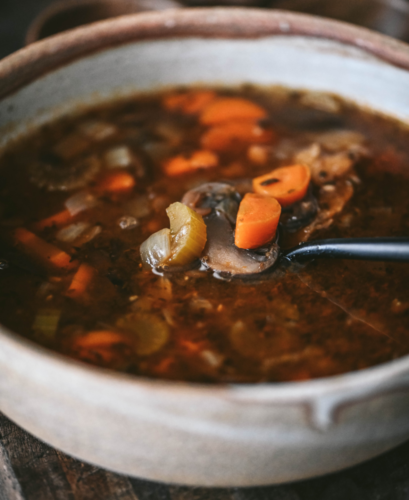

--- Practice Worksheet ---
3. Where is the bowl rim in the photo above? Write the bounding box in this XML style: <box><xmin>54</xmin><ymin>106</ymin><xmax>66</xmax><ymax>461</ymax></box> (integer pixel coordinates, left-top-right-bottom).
<box><xmin>1</xmin><ymin>7</ymin><xmax>409</xmax><ymax>403</ymax></box>
<box><xmin>2</xmin><ymin>7</ymin><xmax>409</xmax><ymax>100</ymax></box>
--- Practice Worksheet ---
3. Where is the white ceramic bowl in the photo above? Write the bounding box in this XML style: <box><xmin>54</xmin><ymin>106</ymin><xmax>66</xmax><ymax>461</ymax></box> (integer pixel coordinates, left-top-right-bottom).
<box><xmin>1</xmin><ymin>8</ymin><xmax>409</xmax><ymax>487</ymax></box>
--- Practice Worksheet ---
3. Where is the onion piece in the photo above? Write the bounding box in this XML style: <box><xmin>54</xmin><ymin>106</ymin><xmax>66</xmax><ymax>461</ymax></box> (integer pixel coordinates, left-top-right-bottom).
<box><xmin>201</xmin><ymin>350</ymin><xmax>224</xmax><ymax>368</ymax></box>
<box><xmin>74</xmin><ymin>225</ymin><xmax>102</xmax><ymax>246</ymax></box>
<box><xmin>56</xmin><ymin>222</ymin><xmax>90</xmax><ymax>243</ymax></box>
<box><xmin>78</xmin><ymin>120</ymin><xmax>117</xmax><ymax>141</ymax></box>
<box><xmin>140</xmin><ymin>228</ymin><xmax>171</xmax><ymax>268</ymax></box>
<box><xmin>117</xmin><ymin>216</ymin><xmax>139</xmax><ymax>230</ymax></box>
<box><xmin>104</xmin><ymin>145</ymin><xmax>133</xmax><ymax>168</ymax></box>
<box><xmin>65</xmin><ymin>191</ymin><xmax>97</xmax><ymax>216</ymax></box>
<box><xmin>190</xmin><ymin>298</ymin><xmax>213</xmax><ymax>311</ymax></box>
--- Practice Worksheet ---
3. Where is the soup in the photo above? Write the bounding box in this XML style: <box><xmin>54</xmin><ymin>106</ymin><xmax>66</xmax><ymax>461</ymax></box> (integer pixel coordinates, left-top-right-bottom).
<box><xmin>0</xmin><ymin>86</ymin><xmax>408</xmax><ymax>383</ymax></box>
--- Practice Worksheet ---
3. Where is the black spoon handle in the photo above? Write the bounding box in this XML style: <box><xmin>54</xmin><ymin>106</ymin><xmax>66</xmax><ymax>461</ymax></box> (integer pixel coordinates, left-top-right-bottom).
<box><xmin>283</xmin><ymin>237</ymin><xmax>409</xmax><ymax>263</ymax></box>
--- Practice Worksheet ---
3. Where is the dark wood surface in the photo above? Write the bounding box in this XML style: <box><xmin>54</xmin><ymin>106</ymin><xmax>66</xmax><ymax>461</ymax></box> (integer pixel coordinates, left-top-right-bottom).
<box><xmin>2</xmin><ymin>1</ymin><xmax>409</xmax><ymax>499</ymax></box>
<box><xmin>2</xmin><ymin>410</ymin><xmax>409</xmax><ymax>500</ymax></box>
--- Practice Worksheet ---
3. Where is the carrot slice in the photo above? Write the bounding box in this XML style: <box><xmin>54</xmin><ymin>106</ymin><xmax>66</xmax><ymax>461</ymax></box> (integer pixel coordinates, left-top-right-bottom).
<box><xmin>74</xmin><ymin>330</ymin><xmax>130</xmax><ymax>349</ymax></box>
<box><xmin>235</xmin><ymin>193</ymin><xmax>281</xmax><ymax>250</ymax></box>
<box><xmin>66</xmin><ymin>263</ymin><xmax>95</xmax><ymax>299</ymax></box>
<box><xmin>201</xmin><ymin>120</ymin><xmax>274</xmax><ymax>152</ymax></box>
<box><xmin>14</xmin><ymin>228</ymin><xmax>77</xmax><ymax>271</ymax></box>
<box><xmin>200</xmin><ymin>98</ymin><xmax>267</xmax><ymax>125</ymax></box>
<box><xmin>97</xmin><ymin>171</ymin><xmax>136</xmax><ymax>193</ymax></box>
<box><xmin>163</xmin><ymin>150</ymin><xmax>218</xmax><ymax>176</ymax></box>
<box><xmin>72</xmin><ymin>330</ymin><xmax>132</xmax><ymax>365</ymax></box>
<box><xmin>35</xmin><ymin>209</ymin><xmax>73</xmax><ymax>230</ymax></box>
<box><xmin>163</xmin><ymin>90</ymin><xmax>216</xmax><ymax>114</ymax></box>
<box><xmin>253</xmin><ymin>164</ymin><xmax>311</xmax><ymax>207</ymax></box>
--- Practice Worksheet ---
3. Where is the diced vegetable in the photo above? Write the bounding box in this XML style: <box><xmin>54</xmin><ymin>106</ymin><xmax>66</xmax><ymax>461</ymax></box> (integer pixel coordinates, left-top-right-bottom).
<box><xmin>36</xmin><ymin>209</ymin><xmax>73</xmax><ymax>230</ymax></box>
<box><xmin>74</xmin><ymin>330</ymin><xmax>130</xmax><ymax>348</ymax></box>
<box><xmin>65</xmin><ymin>191</ymin><xmax>97</xmax><ymax>216</ymax></box>
<box><xmin>72</xmin><ymin>330</ymin><xmax>132</xmax><ymax>366</ymax></box>
<box><xmin>230</xmin><ymin>318</ymin><xmax>297</xmax><ymax>359</ymax></box>
<box><xmin>97</xmin><ymin>171</ymin><xmax>136</xmax><ymax>193</ymax></box>
<box><xmin>14</xmin><ymin>228</ymin><xmax>77</xmax><ymax>271</ymax></box>
<box><xmin>166</xmin><ymin>202</ymin><xmax>207</xmax><ymax>266</ymax></box>
<box><xmin>104</xmin><ymin>145</ymin><xmax>133</xmax><ymax>168</ymax></box>
<box><xmin>253</xmin><ymin>164</ymin><xmax>311</xmax><ymax>207</ymax></box>
<box><xmin>116</xmin><ymin>312</ymin><xmax>170</xmax><ymax>355</ymax></box>
<box><xmin>234</xmin><ymin>193</ymin><xmax>281</xmax><ymax>250</ymax></box>
<box><xmin>140</xmin><ymin>228</ymin><xmax>172</xmax><ymax>268</ymax></box>
<box><xmin>32</xmin><ymin>308</ymin><xmax>61</xmax><ymax>339</ymax></box>
<box><xmin>201</xmin><ymin>120</ymin><xmax>274</xmax><ymax>151</ymax></box>
<box><xmin>163</xmin><ymin>90</ymin><xmax>216</xmax><ymax>114</ymax></box>
<box><xmin>74</xmin><ymin>225</ymin><xmax>102</xmax><ymax>246</ymax></box>
<box><xmin>201</xmin><ymin>349</ymin><xmax>224</xmax><ymax>368</ymax></box>
<box><xmin>163</xmin><ymin>150</ymin><xmax>218</xmax><ymax>176</ymax></box>
<box><xmin>200</xmin><ymin>97</ymin><xmax>267</xmax><ymax>125</ymax></box>
<box><xmin>117</xmin><ymin>216</ymin><xmax>138</xmax><ymax>230</ymax></box>
<box><xmin>56</xmin><ymin>222</ymin><xmax>90</xmax><ymax>243</ymax></box>
<box><xmin>190</xmin><ymin>297</ymin><xmax>213</xmax><ymax>311</ymax></box>
<box><xmin>247</xmin><ymin>144</ymin><xmax>271</xmax><ymax>165</ymax></box>
<box><xmin>66</xmin><ymin>263</ymin><xmax>95</xmax><ymax>299</ymax></box>
<box><xmin>78</xmin><ymin>120</ymin><xmax>117</xmax><ymax>141</ymax></box>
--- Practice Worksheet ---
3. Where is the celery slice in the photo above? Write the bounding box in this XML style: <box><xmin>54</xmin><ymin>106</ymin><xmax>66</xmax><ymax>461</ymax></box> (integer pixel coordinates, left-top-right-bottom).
<box><xmin>117</xmin><ymin>313</ymin><xmax>169</xmax><ymax>355</ymax></box>
<box><xmin>33</xmin><ymin>309</ymin><xmax>61</xmax><ymax>339</ymax></box>
<box><xmin>165</xmin><ymin>202</ymin><xmax>207</xmax><ymax>266</ymax></box>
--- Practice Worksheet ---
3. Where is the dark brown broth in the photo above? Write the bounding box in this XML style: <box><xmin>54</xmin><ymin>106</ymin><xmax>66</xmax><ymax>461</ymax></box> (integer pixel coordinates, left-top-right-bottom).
<box><xmin>0</xmin><ymin>86</ymin><xmax>409</xmax><ymax>383</ymax></box>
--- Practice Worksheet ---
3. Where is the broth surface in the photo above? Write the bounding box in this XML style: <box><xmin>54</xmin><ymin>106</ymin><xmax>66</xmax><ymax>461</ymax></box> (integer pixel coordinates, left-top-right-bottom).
<box><xmin>0</xmin><ymin>86</ymin><xmax>409</xmax><ymax>383</ymax></box>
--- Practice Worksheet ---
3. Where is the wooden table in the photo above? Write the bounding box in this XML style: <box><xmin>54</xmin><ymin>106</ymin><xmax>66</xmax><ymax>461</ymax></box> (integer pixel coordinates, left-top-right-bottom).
<box><xmin>1</xmin><ymin>410</ymin><xmax>409</xmax><ymax>500</ymax></box>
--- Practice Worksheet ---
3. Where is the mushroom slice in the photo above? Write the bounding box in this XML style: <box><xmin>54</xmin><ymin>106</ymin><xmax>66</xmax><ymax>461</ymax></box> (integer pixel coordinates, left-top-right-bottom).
<box><xmin>182</xmin><ymin>182</ymin><xmax>279</xmax><ymax>277</ymax></box>
<box><xmin>280</xmin><ymin>187</ymin><xmax>318</xmax><ymax>233</ymax></box>
<box><xmin>201</xmin><ymin>211</ymin><xmax>279</xmax><ymax>277</ymax></box>
<box><xmin>29</xmin><ymin>155</ymin><xmax>100</xmax><ymax>191</ymax></box>
<box><xmin>181</xmin><ymin>182</ymin><xmax>240</xmax><ymax>221</ymax></box>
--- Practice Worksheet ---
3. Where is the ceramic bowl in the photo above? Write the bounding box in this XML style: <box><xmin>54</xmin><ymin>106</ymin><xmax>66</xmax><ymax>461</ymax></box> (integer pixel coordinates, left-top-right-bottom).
<box><xmin>1</xmin><ymin>8</ymin><xmax>409</xmax><ymax>487</ymax></box>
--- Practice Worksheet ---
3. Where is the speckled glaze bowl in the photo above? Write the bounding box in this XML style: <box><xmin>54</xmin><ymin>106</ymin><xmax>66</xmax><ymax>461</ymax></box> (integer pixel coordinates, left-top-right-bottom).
<box><xmin>1</xmin><ymin>8</ymin><xmax>409</xmax><ymax>487</ymax></box>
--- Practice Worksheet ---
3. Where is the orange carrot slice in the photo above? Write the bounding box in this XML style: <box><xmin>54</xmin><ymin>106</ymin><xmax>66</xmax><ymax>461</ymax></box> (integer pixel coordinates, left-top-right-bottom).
<box><xmin>163</xmin><ymin>90</ymin><xmax>216</xmax><ymax>114</ymax></box>
<box><xmin>201</xmin><ymin>120</ymin><xmax>274</xmax><ymax>152</ymax></box>
<box><xmin>97</xmin><ymin>171</ymin><xmax>136</xmax><ymax>193</ymax></box>
<box><xmin>72</xmin><ymin>330</ymin><xmax>132</xmax><ymax>365</ymax></box>
<box><xmin>235</xmin><ymin>193</ymin><xmax>281</xmax><ymax>250</ymax></box>
<box><xmin>74</xmin><ymin>330</ymin><xmax>130</xmax><ymax>349</ymax></box>
<box><xmin>66</xmin><ymin>263</ymin><xmax>95</xmax><ymax>299</ymax></box>
<box><xmin>163</xmin><ymin>150</ymin><xmax>218</xmax><ymax>176</ymax></box>
<box><xmin>35</xmin><ymin>209</ymin><xmax>73</xmax><ymax>230</ymax></box>
<box><xmin>253</xmin><ymin>164</ymin><xmax>311</xmax><ymax>207</ymax></box>
<box><xmin>200</xmin><ymin>97</ymin><xmax>267</xmax><ymax>125</ymax></box>
<box><xmin>14</xmin><ymin>228</ymin><xmax>77</xmax><ymax>271</ymax></box>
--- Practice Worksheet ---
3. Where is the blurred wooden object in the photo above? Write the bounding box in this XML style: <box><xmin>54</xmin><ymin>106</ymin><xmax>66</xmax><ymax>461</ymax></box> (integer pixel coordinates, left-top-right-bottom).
<box><xmin>266</xmin><ymin>0</ymin><xmax>409</xmax><ymax>41</ymax></box>
<box><xmin>26</xmin><ymin>0</ymin><xmax>182</xmax><ymax>44</ymax></box>
<box><xmin>182</xmin><ymin>0</ymin><xmax>409</xmax><ymax>42</ymax></box>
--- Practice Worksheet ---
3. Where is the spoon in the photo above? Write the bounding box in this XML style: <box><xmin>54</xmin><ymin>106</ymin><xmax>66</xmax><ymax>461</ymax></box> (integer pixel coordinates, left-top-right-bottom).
<box><xmin>281</xmin><ymin>237</ymin><xmax>409</xmax><ymax>264</ymax></box>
